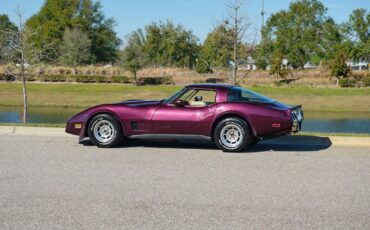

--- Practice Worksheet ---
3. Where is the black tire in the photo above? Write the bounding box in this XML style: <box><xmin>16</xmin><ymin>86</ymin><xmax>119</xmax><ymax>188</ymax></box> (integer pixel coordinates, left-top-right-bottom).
<box><xmin>87</xmin><ymin>114</ymin><xmax>123</xmax><ymax>148</ymax></box>
<box><xmin>213</xmin><ymin>117</ymin><xmax>253</xmax><ymax>152</ymax></box>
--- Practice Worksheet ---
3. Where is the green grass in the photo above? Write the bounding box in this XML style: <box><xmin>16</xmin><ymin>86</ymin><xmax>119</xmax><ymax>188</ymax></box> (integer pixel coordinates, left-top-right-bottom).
<box><xmin>0</xmin><ymin>83</ymin><xmax>370</xmax><ymax>112</ymax></box>
<box><xmin>252</xmin><ymin>86</ymin><xmax>370</xmax><ymax>112</ymax></box>
<box><xmin>0</xmin><ymin>83</ymin><xmax>182</xmax><ymax>108</ymax></box>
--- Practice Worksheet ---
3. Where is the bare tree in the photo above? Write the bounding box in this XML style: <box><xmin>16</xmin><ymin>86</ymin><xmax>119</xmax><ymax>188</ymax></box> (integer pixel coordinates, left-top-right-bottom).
<box><xmin>224</xmin><ymin>0</ymin><xmax>254</xmax><ymax>85</ymax></box>
<box><xmin>1</xmin><ymin>6</ymin><xmax>51</xmax><ymax>123</ymax></box>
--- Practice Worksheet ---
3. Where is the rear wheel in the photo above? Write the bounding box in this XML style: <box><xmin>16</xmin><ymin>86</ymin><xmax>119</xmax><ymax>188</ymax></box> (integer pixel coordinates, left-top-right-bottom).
<box><xmin>88</xmin><ymin>114</ymin><xmax>123</xmax><ymax>148</ymax></box>
<box><xmin>214</xmin><ymin>117</ymin><xmax>252</xmax><ymax>152</ymax></box>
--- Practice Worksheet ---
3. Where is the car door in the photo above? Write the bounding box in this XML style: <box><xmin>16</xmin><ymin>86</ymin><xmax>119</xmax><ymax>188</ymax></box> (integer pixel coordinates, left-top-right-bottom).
<box><xmin>151</xmin><ymin>89</ymin><xmax>217</xmax><ymax>135</ymax></box>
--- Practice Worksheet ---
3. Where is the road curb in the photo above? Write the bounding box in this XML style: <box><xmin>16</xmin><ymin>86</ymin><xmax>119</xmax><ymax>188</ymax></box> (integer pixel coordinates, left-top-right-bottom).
<box><xmin>0</xmin><ymin>126</ymin><xmax>69</xmax><ymax>137</ymax></box>
<box><xmin>0</xmin><ymin>126</ymin><xmax>369</xmax><ymax>147</ymax></box>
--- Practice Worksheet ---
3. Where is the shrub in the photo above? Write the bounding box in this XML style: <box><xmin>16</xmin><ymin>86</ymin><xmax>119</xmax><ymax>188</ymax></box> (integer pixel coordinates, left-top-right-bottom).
<box><xmin>75</xmin><ymin>75</ymin><xmax>94</xmax><ymax>83</ymax></box>
<box><xmin>52</xmin><ymin>75</ymin><xmax>67</xmax><ymax>82</ymax></box>
<box><xmin>205</xmin><ymin>78</ymin><xmax>225</xmax><ymax>83</ymax></box>
<box><xmin>339</xmin><ymin>78</ymin><xmax>356</xmax><ymax>87</ymax></box>
<box><xmin>329</xmin><ymin>52</ymin><xmax>351</xmax><ymax>80</ymax></box>
<box><xmin>28</xmin><ymin>75</ymin><xmax>39</xmax><ymax>82</ymax></box>
<box><xmin>138</xmin><ymin>76</ymin><xmax>173</xmax><ymax>85</ymax></box>
<box><xmin>111</xmin><ymin>76</ymin><xmax>130</xmax><ymax>83</ymax></box>
<box><xmin>338</xmin><ymin>76</ymin><xmax>370</xmax><ymax>88</ymax></box>
<box><xmin>196</xmin><ymin>61</ymin><xmax>212</xmax><ymax>74</ymax></box>
<box><xmin>95</xmin><ymin>76</ymin><xmax>108</xmax><ymax>83</ymax></box>
<box><xmin>0</xmin><ymin>73</ymin><xmax>6</xmax><ymax>81</ymax></box>
<box><xmin>41</xmin><ymin>75</ymin><xmax>67</xmax><ymax>82</ymax></box>
<box><xmin>364</xmin><ymin>77</ymin><xmax>370</xmax><ymax>87</ymax></box>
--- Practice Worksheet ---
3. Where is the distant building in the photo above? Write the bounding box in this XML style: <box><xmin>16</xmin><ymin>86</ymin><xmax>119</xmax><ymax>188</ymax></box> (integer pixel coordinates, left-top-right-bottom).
<box><xmin>238</xmin><ymin>57</ymin><xmax>257</xmax><ymax>70</ymax></box>
<box><xmin>347</xmin><ymin>60</ymin><xmax>369</xmax><ymax>70</ymax></box>
<box><xmin>304</xmin><ymin>62</ymin><xmax>318</xmax><ymax>69</ymax></box>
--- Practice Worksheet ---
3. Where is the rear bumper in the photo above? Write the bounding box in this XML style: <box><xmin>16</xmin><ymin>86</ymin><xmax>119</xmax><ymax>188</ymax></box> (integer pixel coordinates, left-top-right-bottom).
<box><xmin>292</xmin><ymin>121</ymin><xmax>302</xmax><ymax>133</ymax></box>
<box><xmin>290</xmin><ymin>106</ymin><xmax>303</xmax><ymax>133</ymax></box>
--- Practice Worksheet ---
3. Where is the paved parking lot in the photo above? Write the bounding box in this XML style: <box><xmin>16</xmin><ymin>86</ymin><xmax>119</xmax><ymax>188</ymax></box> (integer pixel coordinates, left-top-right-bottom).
<box><xmin>0</xmin><ymin>135</ymin><xmax>369</xmax><ymax>229</ymax></box>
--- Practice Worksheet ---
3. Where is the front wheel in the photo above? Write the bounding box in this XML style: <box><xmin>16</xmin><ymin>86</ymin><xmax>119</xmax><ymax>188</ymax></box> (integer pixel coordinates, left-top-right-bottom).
<box><xmin>214</xmin><ymin>117</ymin><xmax>252</xmax><ymax>152</ymax></box>
<box><xmin>88</xmin><ymin>114</ymin><xmax>123</xmax><ymax>148</ymax></box>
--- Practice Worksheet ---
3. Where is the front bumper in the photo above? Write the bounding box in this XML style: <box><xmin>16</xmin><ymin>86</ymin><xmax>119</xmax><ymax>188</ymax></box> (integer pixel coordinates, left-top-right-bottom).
<box><xmin>65</xmin><ymin>121</ymin><xmax>85</xmax><ymax>135</ymax></box>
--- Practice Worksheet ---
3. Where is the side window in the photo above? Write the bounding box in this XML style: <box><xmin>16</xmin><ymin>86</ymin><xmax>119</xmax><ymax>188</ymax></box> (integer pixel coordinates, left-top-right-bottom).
<box><xmin>179</xmin><ymin>89</ymin><xmax>197</xmax><ymax>101</ymax></box>
<box><xmin>188</xmin><ymin>90</ymin><xmax>216</xmax><ymax>107</ymax></box>
<box><xmin>227</xmin><ymin>87</ymin><xmax>274</xmax><ymax>103</ymax></box>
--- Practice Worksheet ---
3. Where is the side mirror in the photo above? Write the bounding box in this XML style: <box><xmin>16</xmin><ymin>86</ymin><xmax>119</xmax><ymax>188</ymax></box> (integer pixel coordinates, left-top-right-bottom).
<box><xmin>174</xmin><ymin>99</ymin><xmax>185</xmax><ymax>107</ymax></box>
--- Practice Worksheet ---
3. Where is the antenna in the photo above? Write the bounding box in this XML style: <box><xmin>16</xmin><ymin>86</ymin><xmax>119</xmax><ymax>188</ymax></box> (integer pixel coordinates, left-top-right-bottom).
<box><xmin>260</xmin><ymin>0</ymin><xmax>265</xmax><ymax>29</ymax></box>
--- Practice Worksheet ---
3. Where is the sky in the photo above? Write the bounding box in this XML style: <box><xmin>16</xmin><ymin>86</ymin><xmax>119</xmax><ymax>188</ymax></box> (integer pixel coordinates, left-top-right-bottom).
<box><xmin>1</xmin><ymin>0</ymin><xmax>369</xmax><ymax>42</ymax></box>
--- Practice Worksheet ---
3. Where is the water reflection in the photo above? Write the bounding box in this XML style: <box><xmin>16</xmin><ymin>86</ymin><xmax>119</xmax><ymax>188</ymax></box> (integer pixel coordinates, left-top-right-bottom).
<box><xmin>0</xmin><ymin>106</ymin><xmax>369</xmax><ymax>134</ymax></box>
<box><xmin>0</xmin><ymin>106</ymin><xmax>82</xmax><ymax>124</ymax></box>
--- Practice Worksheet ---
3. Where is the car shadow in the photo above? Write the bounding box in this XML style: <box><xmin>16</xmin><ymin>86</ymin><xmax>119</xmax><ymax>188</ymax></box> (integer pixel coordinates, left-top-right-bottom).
<box><xmin>245</xmin><ymin>135</ymin><xmax>332</xmax><ymax>153</ymax></box>
<box><xmin>80</xmin><ymin>135</ymin><xmax>332</xmax><ymax>152</ymax></box>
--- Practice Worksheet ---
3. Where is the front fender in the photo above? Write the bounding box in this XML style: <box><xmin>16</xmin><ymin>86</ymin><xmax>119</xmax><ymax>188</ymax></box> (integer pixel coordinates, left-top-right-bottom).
<box><xmin>66</xmin><ymin>105</ymin><xmax>127</xmax><ymax>138</ymax></box>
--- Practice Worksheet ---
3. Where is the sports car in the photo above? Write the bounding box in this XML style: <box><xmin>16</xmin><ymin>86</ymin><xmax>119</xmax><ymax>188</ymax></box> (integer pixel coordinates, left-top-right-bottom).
<box><xmin>66</xmin><ymin>84</ymin><xmax>303</xmax><ymax>152</ymax></box>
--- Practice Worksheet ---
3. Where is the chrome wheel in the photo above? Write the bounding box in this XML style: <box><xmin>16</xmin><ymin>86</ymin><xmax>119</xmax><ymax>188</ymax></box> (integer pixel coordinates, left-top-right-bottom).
<box><xmin>93</xmin><ymin>120</ymin><xmax>115</xmax><ymax>143</ymax></box>
<box><xmin>220</xmin><ymin>124</ymin><xmax>243</xmax><ymax>148</ymax></box>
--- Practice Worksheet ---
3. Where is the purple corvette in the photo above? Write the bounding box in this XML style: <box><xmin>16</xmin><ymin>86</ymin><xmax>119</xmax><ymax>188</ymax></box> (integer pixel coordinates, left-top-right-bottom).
<box><xmin>66</xmin><ymin>84</ymin><xmax>303</xmax><ymax>152</ymax></box>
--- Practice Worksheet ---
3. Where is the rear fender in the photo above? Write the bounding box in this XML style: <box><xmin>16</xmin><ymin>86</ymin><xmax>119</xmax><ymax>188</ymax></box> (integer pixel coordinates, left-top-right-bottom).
<box><xmin>210</xmin><ymin>111</ymin><xmax>257</xmax><ymax>138</ymax></box>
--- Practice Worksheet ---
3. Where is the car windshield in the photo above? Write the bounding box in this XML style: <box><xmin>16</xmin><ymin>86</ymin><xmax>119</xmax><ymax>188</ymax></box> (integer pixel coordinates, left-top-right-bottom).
<box><xmin>227</xmin><ymin>87</ymin><xmax>275</xmax><ymax>103</ymax></box>
<box><xmin>163</xmin><ymin>88</ymin><xmax>186</xmax><ymax>104</ymax></box>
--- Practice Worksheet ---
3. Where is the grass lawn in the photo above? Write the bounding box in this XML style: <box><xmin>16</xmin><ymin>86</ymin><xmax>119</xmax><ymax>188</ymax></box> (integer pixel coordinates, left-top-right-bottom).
<box><xmin>0</xmin><ymin>83</ymin><xmax>369</xmax><ymax>112</ymax></box>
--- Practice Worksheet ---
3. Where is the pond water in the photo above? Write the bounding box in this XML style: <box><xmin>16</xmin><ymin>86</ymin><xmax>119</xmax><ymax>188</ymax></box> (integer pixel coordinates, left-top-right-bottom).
<box><xmin>0</xmin><ymin>106</ymin><xmax>369</xmax><ymax>134</ymax></box>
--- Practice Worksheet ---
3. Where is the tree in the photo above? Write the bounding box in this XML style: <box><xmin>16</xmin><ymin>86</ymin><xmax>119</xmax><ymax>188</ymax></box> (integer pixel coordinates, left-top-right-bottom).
<box><xmin>195</xmin><ymin>57</ymin><xmax>212</xmax><ymax>74</ymax></box>
<box><xmin>1</xmin><ymin>7</ymin><xmax>47</xmax><ymax>123</ymax></box>
<box><xmin>252</xmin><ymin>42</ymin><xmax>272</xmax><ymax>70</ymax></box>
<box><xmin>259</xmin><ymin>0</ymin><xmax>335</xmax><ymax>70</ymax></box>
<box><xmin>121</xmin><ymin>29</ymin><xmax>147</xmax><ymax>85</ymax></box>
<box><xmin>269</xmin><ymin>50</ymin><xmax>289</xmax><ymax>79</ymax></box>
<box><xmin>144</xmin><ymin>21</ymin><xmax>199</xmax><ymax>68</ymax></box>
<box><xmin>76</xmin><ymin>0</ymin><xmax>121</xmax><ymax>63</ymax></box>
<box><xmin>0</xmin><ymin>14</ymin><xmax>18</xmax><ymax>63</ymax></box>
<box><xmin>313</xmin><ymin>18</ymin><xmax>343</xmax><ymax>64</ymax></box>
<box><xmin>59</xmin><ymin>28</ymin><xmax>91</xmax><ymax>74</ymax></box>
<box><xmin>199</xmin><ymin>24</ymin><xmax>233</xmax><ymax>70</ymax></box>
<box><xmin>224</xmin><ymin>0</ymin><xmax>253</xmax><ymax>85</ymax></box>
<box><xmin>343</xmin><ymin>8</ymin><xmax>370</xmax><ymax>61</ymax></box>
<box><xmin>26</xmin><ymin>0</ymin><xmax>121</xmax><ymax>63</ymax></box>
<box><xmin>26</xmin><ymin>0</ymin><xmax>80</xmax><ymax>60</ymax></box>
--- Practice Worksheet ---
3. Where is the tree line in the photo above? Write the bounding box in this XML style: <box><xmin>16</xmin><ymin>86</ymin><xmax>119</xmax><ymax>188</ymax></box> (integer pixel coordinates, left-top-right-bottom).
<box><xmin>253</xmin><ymin>0</ymin><xmax>369</xmax><ymax>79</ymax></box>
<box><xmin>0</xmin><ymin>0</ymin><xmax>369</xmax><ymax>75</ymax></box>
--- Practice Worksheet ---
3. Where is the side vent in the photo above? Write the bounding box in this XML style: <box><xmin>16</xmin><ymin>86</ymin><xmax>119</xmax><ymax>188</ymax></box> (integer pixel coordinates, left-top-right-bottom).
<box><xmin>131</xmin><ymin>121</ymin><xmax>139</xmax><ymax>130</ymax></box>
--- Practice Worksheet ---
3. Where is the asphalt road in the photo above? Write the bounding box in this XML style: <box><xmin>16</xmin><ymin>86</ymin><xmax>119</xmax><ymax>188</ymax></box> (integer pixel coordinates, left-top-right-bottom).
<box><xmin>0</xmin><ymin>135</ymin><xmax>369</xmax><ymax>229</ymax></box>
